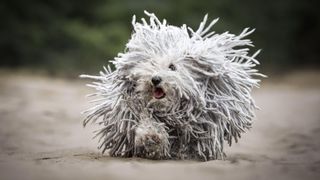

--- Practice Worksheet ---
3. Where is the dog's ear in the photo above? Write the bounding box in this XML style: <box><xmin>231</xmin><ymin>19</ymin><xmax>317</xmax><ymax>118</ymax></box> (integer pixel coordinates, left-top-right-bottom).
<box><xmin>204</xmin><ymin>59</ymin><xmax>262</xmax><ymax>146</ymax></box>
<box><xmin>80</xmin><ymin>66</ymin><xmax>137</xmax><ymax>157</ymax></box>
<box><xmin>184</xmin><ymin>53</ymin><xmax>263</xmax><ymax>146</ymax></box>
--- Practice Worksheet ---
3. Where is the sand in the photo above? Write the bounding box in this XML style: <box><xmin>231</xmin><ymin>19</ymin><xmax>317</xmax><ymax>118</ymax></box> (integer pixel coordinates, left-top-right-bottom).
<box><xmin>0</xmin><ymin>70</ymin><xmax>319</xmax><ymax>180</ymax></box>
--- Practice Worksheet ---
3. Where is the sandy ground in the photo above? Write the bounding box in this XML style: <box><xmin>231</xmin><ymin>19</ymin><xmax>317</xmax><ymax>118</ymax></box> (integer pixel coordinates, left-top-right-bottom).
<box><xmin>0</xmin><ymin>70</ymin><xmax>320</xmax><ymax>180</ymax></box>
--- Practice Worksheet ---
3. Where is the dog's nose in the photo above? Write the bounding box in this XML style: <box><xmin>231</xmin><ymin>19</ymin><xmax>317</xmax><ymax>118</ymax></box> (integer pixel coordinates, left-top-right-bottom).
<box><xmin>151</xmin><ymin>76</ymin><xmax>162</xmax><ymax>86</ymax></box>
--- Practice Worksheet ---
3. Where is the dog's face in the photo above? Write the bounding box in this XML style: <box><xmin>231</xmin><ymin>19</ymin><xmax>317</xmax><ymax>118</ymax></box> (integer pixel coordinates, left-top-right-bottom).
<box><xmin>127</xmin><ymin>56</ymin><xmax>201</xmax><ymax>113</ymax></box>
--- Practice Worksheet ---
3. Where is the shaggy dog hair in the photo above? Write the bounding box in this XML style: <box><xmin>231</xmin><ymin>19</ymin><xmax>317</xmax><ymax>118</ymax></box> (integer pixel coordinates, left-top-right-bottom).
<box><xmin>81</xmin><ymin>11</ymin><xmax>264</xmax><ymax>161</ymax></box>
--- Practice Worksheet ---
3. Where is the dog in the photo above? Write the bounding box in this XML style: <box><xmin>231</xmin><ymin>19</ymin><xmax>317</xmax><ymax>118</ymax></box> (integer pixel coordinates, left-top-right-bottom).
<box><xmin>81</xmin><ymin>11</ymin><xmax>264</xmax><ymax>161</ymax></box>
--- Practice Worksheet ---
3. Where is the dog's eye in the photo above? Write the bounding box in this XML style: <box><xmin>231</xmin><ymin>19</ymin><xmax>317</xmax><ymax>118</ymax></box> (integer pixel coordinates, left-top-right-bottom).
<box><xmin>168</xmin><ymin>64</ymin><xmax>176</xmax><ymax>71</ymax></box>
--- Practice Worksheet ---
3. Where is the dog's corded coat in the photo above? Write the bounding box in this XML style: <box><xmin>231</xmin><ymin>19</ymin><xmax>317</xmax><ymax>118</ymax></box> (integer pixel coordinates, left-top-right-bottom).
<box><xmin>81</xmin><ymin>11</ymin><xmax>265</xmax><ymax>161</ymax></box>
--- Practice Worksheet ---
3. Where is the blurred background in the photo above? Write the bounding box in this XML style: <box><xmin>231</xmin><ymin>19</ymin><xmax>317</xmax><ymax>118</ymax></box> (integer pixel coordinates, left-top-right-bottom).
<box><xmin>1</xmin><ymin>1</ymin><xmax>320</xmax><ymax>180</ymax></box>
<box><xmin>1</xmin><ymin>0</ymin><xmax>319</xmax><ymax>76</ymax></box>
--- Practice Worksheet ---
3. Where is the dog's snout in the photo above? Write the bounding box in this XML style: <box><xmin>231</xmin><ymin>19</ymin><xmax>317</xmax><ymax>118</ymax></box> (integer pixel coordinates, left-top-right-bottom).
<box><xmin>151</xmin><ymin>76</ymin><xmax>162</xmax><ymax>86</ymax></box>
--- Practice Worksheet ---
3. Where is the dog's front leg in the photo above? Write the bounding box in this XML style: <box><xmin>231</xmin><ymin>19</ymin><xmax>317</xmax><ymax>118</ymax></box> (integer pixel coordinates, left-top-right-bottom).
<box><xmin>134</xmin><ymin>118</ymin><xmax>170</xmax><ymax>159</ymax></box>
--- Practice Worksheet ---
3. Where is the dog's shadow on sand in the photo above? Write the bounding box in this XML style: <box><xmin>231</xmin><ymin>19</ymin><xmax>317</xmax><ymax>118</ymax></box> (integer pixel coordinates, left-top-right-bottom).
<box><xmin>34</xmin><ymin>150</ymin><xmax>271</xmax><ymax>165</ymax></box>
<box><xmin>33</xmin><ymin>149</ymin><xmax>320</xmax><ymax>174</ymax></box>
<box><xmin>34</xmin><ymin>128</ymin><xmax>320</xmax><ymax>166</ymax></box>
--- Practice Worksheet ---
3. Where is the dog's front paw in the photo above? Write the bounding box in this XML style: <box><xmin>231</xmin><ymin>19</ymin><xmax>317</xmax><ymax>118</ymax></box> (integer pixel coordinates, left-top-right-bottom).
<box><xmin>134</xmin><ymin>122</ymin><xmax>169</xmax><ymax>159</ymax></box>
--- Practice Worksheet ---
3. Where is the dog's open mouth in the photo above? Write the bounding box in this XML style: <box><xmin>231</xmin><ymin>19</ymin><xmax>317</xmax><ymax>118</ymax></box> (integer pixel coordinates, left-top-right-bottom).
<box><xmin>153</xmin><ymin>87</ymin><xmax>166</xmax><ymax>99</ymax></box>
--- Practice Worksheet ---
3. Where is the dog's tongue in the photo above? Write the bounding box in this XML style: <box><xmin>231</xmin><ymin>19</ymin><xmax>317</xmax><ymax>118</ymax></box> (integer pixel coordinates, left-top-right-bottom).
<box><xmin>154</xmin><ymin>88</ymin><xmax>165</xmax><ymax>99</ymax></box>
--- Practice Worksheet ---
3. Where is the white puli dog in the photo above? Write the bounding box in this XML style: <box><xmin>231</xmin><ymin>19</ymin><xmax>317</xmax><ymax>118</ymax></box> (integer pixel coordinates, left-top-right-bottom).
<box><xmin>81</xmin><ymin>11</ymin><xmax>264</xmax><ymax>161</ymax></box>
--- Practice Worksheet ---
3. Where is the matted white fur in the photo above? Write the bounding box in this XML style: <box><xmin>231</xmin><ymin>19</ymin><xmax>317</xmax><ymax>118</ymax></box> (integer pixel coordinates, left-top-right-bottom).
<box><xmin>81</xmin><ymin>11</ymin><xmax>265</xmax><ymax>161</ymax></box>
